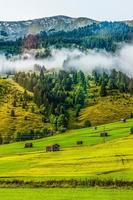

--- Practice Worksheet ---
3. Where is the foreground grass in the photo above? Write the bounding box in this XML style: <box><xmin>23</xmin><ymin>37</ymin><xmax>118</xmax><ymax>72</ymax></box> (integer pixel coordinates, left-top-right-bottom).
<box><xmin>0</xmin><ymin>188</ymin><xmax>133</xmax><ymax>200</ymax></box>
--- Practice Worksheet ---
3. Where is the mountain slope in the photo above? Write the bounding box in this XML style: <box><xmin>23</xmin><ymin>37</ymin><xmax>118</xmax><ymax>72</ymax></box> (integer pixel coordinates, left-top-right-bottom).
<box><xmin>0</xmin><ymin>15</ymin><xmax>133</xmax><ymax>43</ymax></box>
<box><xmin>0</xmin><ymin>78</ymin><xmax>51</xmax><ymax>143</ymax></box>
<box><xmin>0</xmin><ymin>16</ymin><xmax>97</xmax><ymax>41</ymax></box>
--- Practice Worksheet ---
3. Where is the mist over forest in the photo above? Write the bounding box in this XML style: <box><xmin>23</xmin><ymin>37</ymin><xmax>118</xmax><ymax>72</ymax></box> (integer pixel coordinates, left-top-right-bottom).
<box><xmin>0</xmin><ymin>43</ymin><xmax>133</xmax><ymax>77</ymax></box>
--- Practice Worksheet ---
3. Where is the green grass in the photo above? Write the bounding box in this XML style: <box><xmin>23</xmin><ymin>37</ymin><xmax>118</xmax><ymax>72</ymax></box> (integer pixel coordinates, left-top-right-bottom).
<box><xmin>0</xmin><ymin>119</ymin><xmax>133</xmax><ymax>181</ymax></box>
<box><xmin>0</xmin><ymin>118</ymin><xmax>132</xmax><ymax>156</ymax></box>
<box><xmin>0</xmin><ymin>188</ymin><xmax>133</xmax><ymax>200</ymax></box>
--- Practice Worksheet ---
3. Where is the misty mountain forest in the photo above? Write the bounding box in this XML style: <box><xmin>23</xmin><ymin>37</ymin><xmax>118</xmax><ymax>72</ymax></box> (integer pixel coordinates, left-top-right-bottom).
<box><xmin>1</xmin><ymin>21</ymin><xmax>133</xmax><ymax>55</ymax></box>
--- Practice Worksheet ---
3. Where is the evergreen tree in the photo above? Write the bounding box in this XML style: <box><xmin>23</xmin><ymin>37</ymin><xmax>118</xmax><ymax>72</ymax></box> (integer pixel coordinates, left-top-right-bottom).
<box><xmin>11</xmin><ymin>109</ymin><xmax>15</xmax><ymax>117</ymax></box>
<box><xmin>100</xmin><ymin>81</ymin><xmax>107</xmax><ymax>97</ymax></box>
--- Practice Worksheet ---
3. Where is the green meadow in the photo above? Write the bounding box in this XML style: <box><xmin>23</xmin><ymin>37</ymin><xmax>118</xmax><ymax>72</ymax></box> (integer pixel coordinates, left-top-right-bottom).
<box><xmin>0</xmin><ymin>119</ymin><xmax>133</xmax><ymax>181</ymax></box>
<box><xmin>1</xmin><ymin>188</ymin><xmax>133</xmax><ymax>200</ymax></box>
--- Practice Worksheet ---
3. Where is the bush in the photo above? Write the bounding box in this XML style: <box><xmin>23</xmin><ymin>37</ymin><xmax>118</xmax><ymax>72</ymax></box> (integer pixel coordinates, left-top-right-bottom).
<box><xmin>130</xmin><ymin>127</ymin><xmax>133</xmax><ymax>134</ymax></box>
<box><xmin>15</xmin><ymin>129</ymin><xmax>34</xmax><ymax>141</ymax></box>
<box><xmin>131</xmin><ymin>113</ymin><xmax>133</xmax><ymax>119</ymax></box>
<box><xmin>58</xmin><ymin>127</ymin><xmax>67</xmax><ymax>133</ymax></box>
<box><xmin>24</xmin><ymin>116</ymin><xmax>28</xmax><ymax>120</ymax></box>
<box><xmin>84</xmin><ymin>120</ymin><xmax>91</xmax><ymax>128</ymax></box>
<box><xmin>11</xmin><ymin>109</ymin><xmax>15</xmax><ymax>117</ymax></box>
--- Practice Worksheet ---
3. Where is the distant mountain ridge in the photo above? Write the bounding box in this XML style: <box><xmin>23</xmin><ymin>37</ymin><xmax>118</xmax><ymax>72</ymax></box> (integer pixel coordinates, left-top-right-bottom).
<box><xmin>0</xmin><ymin>15</ymin><xmax>98</xmax><ymax>41</ymax></box>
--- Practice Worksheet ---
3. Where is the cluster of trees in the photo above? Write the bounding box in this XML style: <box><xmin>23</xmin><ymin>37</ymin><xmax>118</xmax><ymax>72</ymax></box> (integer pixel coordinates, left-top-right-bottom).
<box><xmin>15</xmin><ymin>128</ymin><xmax>51</xmax><ymax>141</ymax></box>
<box><xmin>92</xmin><ymin>69</ymin><xmax>133</xmax><ymax>96</ymax></box>
<box><xmin>0</xmin><ymin>128</ymin><xmax>51</xmax><ymax>144</ymax></box>
<box><xmin>39</xmin><ymin>22</ymin><xmax>133</xmax><ymax>51</ymax></box>
<box><xmin>14</xmin><ymin>70</ymin><xmax>88</xmax><ymax>131</ymax></box>
<box><xmin>0</xmin><ymin>38</ymin><xmax>22</xmax><ymax>56</ymax></box>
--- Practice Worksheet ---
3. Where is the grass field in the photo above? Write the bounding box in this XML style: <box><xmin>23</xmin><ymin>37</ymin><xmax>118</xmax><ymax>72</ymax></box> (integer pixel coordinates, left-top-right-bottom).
<box><xmin>1</xmin><ymin>188</ymin><xmax>133</xmax><ymax>200</ymax></box>
<box><xmin>0</xmin><ymin>118</ymin><xmax>133</xmax><ymax>181</ymax></box>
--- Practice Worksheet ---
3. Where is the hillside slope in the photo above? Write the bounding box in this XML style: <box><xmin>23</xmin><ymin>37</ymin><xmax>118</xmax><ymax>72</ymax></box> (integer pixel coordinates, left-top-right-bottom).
<box><xmin>0</xmin><ymin>15</ymin><xmax>133</xmax><ymax>42</ymax></box>
<box><xmin>69</xmin><ymin>84</ymin><xmax>133</xmax><ymax>128</ymax></box>
<box><xmin>78</xmin><ymin>94</ymin><xmax>133</xmax><ymax>127</ymax></box>
<box><xmin>0</xmin><ymin>16</ymin><xmax>97</xmax><ymax>41</ymax></box>
<box><xmin>0</xmin><ymin>119</ymin><xmax>133</xmax><ymax>181</ymax></box>
<box><xmin>0</xmin><ymin>78</ymin><xmax>51</xmax><ymax>142</ymax></box>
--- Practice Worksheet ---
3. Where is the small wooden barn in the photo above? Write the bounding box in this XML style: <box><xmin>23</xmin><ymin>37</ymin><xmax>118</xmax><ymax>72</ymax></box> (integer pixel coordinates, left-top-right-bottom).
<box><xmin>121</xmin><ymin>118</ymin><xmax>126</xmax><ymax>123</ymax></box>
<box><xmin>24</xmin><ymin>142</ymin><xmax>33</xmax><ymax>148</ymax></box>
<box><xmin>93</xmin><ymin>126</ymin><xmax>97</xmax><ymax>130</ymax></box>
<box><xmin>100</xmin><ymin>132</ymin><xmax>108</xmax><ymax>137</ymax></box>
<box><xmin>46</xmin><ymin>144</ymin><xmax>60</xmax><ymax>152</ymax></box>
<box><xmin>77</xmin><ymin>141</ymin><xmax>83</xmax><ymax>145</ymax></box>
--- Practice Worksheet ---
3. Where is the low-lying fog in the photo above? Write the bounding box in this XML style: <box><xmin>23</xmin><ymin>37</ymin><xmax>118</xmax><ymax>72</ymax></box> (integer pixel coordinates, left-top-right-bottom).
<box><xmin>0</xmin><ymin>43</ymin><xmax>133</xmax><ymax>76</ymax></box>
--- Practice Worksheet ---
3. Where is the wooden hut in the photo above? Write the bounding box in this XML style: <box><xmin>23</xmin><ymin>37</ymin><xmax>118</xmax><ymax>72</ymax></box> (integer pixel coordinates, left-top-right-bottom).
<box><xmin>121</xmin><ymin>118</ymin><xmax>126</xmax><ymax>123</ymax></box>
<box><xmin>100</xmin><ymin>132</ymin><xmax>108</xmax><ymax>137</ymax></box>
<box><xmin>46</xmin><ymin>144</ymin><xmax>60</xmax><ymax>152</ymax></box>
<box><xmin>93</xmin><ymin>126</ymin><xmax>97</xmax><ymax>130</ymax></box>
<box><xmin>77</xmin><ymin>141</ymin><xmax>83</xmax><ymax>145</ymax></box>
<box><xmin>24</xmin><ymin>142</ymin><xmax>33</xmax><ymax>148</ymax></box>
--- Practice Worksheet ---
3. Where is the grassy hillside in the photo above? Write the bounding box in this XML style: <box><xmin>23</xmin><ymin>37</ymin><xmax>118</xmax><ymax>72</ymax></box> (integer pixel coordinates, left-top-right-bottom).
<box><xmin>1</xmin><ymin>188</ymin><xmax>133</xmax><ymax>200</ymax></box>
<box><xmin>0</xmin><ymin>118</ymin><xmax>133</xmax><ymax>181</ymax></box>
<box><xmin>0</xmin><ymin>77</ymin><xmax>133</xmax><ymax>138</ymax></box>
<box><xmin>78</xmin><ymin>94</ymin><xmax>133</xmax><ymax>126</ymax></box>
<box><xmin>74</xmin><ymin>85</ymin><xmax>133</xmax><ymax>127</ymax></box>
<box><xmin>0</xmin><ymin>78</ymin><xmax>51</xmax><ymax>141</ymax></box>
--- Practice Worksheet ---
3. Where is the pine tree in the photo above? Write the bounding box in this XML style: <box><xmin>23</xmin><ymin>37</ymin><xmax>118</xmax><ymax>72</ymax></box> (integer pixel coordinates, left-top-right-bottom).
<box><xmin>128</xmin><ymin>79</ymin><xmax>133</xmax><ymax>95</ymax></box>
<box><xmin>11</xmin><ymin>109</ymin><xmax>15</xmax><ymax>117</ymax></box>
<box><xmin>100</xmin><ymin>81</ymin><xmax>107</xmax><ymax>97</ymax></box>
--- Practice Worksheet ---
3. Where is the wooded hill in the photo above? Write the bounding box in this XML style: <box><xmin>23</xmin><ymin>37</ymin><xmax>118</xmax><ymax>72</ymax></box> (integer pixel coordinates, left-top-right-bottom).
<box><xmin>0</xmin><ymin>68</ymin><xmax>133</xmax><ymax>143</ymax></box>
<box><xmin>1</xmin><ymin>21</ymin><xmax>133</xmax><ymax>55</ymax></box>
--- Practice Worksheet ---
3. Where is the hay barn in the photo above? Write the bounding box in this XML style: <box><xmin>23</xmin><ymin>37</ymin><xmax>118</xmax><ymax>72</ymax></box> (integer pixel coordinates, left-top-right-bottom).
<box><xmin>46</xmin><ymin>144</ymin><xmax>60</xmax><ymax>152</ymax></box>
<box><xmin>24</xmin><ymin>143</ymin><xmax>33</xmax><ymax>148</ymax></box>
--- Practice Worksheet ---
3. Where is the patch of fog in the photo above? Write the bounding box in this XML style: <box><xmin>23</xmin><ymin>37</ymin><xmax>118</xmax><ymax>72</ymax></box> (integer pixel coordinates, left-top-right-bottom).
<box><xmin>0</xmin><ymin>44</ymin><xmax>133</xmax><ymax>76</ymax></box>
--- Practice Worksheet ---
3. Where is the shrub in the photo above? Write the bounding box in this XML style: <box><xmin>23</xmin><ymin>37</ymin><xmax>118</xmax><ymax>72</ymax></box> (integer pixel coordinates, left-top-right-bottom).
<box><xmin>131</xmin><ymin>113</ymin><xmax>133</xmax><ymax>119</ymax></box>
<box><xmin>84</xmin><ymin>120</ymin><xmax>91</xmax><ymax>128</ymax></box>
<box><xmin>11</xmin><ymin>109</ymin><xmax>15</xmax><ymax>117</ymax></box>
<box><xmin>130</xmin><ymin>127</ymin><xmax>133</xmax><ymax>134</ymax></box>
<box><xmin>58</xmin><ymin>127</ymin><xmax>67</xmax><ymax>133</ymax></box>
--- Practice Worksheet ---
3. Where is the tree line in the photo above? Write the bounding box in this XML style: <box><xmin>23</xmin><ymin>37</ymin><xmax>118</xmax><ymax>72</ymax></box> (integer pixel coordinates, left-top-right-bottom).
<box><xmin>92</xmin><ymin>69</ymin><xmax>133</xmax><ymax>96</ymax></box>
<box><xmin>39</xmin><ymin>22</ymin><xmax>133</xmax><ymax>52</ymax></box>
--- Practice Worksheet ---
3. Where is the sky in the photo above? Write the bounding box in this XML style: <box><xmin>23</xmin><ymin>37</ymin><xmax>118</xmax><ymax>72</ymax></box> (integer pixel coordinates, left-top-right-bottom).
<box><xmin>0</xmin><ymin>0</ymin><xmax>133</xmax><ymax>21</ymax></box>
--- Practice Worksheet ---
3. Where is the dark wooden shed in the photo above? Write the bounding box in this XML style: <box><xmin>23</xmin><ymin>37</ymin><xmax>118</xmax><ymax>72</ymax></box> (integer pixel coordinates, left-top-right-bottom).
<box><xmin>100</xmin><ymin>132</ymin><xmax>108</xmax><ymax>137</ymax></box>
<box><xmin>24</xmin><ymin>142</ymin><xmax>33</xmax><ymax>148</ymax></box>
<box><xmin>121</xmin><ymin>118</ymin><xmax>127</xmax><ymax>123</ymax></box>
<box><xmin>93</xmin><ymin>126</ymin><xmax>97</xmax><ymax>130</ymax></box>
<box><xmin>46</xmin><ymin>144</ymin><xmax>60</xmax><ymax>152</ymax></box>
<box><xmin>77</xmin><ymin>141</ymin><xmax>83</xmax><ymax>145</ymax></box>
